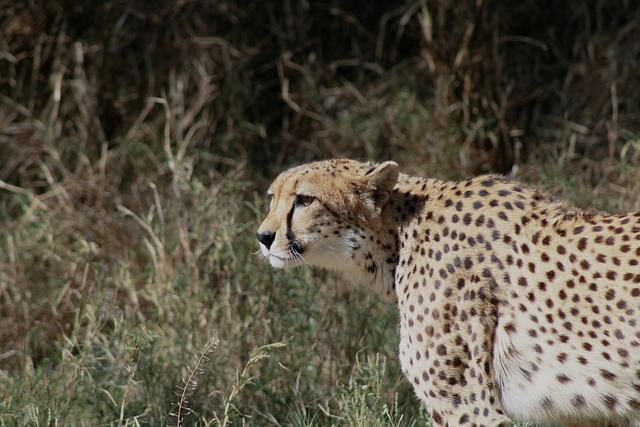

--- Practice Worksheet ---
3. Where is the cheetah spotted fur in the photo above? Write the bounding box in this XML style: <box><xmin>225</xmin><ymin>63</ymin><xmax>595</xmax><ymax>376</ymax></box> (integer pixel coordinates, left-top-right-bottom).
<box><xmin>256</xmin><ymin>159</ymin><xmax>640</xmax><ymax>426</ymax></box>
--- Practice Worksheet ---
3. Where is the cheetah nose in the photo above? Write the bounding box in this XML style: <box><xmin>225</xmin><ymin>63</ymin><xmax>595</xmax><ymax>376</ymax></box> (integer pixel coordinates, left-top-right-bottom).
<box><xmin>256</xmin><ymin>230</ymin><xmax>276</xmax><ymax>250</ymax></box>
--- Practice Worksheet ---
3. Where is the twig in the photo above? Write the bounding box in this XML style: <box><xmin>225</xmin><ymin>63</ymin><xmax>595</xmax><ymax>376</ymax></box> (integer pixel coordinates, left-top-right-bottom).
<box><xmin>171</xmin><ymin>337</ymin><xmax>220</xmax><ymax>427</ymax></box>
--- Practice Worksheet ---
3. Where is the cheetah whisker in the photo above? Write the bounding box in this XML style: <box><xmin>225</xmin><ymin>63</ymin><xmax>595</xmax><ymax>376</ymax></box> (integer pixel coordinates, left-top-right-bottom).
<box><xmin>292</xmin><ymin>249</ymin><xmax>314</xmax><ymax>269</ymax></box>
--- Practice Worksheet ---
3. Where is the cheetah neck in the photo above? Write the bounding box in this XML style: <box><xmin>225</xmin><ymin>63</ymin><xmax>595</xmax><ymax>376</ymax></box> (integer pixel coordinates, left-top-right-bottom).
<box><xmin>346</xmin><ymin>226</ymin><xmax>398</xmax><ymax>299</ymax></box>
<box><xmin>346</xmin><ymin>174</ymin><xmax>440</xmax><ymax>299</ymax></box>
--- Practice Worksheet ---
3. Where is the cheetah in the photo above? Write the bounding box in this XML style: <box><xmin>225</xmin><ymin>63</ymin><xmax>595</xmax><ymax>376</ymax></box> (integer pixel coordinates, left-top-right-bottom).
<box><xmin>256</xmin><ymin>158</ymin><xmax>640</xmax><ymax>427</ymax></box>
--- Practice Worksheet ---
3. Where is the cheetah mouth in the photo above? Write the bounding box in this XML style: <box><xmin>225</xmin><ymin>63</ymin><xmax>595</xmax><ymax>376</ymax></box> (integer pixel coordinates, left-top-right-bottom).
<box><xmin>266</xmin><ymin>253</ymin><xmax>298</xmax><ymax>268</ymax></box>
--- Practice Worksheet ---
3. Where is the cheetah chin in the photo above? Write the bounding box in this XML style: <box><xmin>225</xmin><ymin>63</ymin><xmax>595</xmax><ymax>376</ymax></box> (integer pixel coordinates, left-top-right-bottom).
<box><xmin>257</xmin><ymin>158</ymin><xmax>640</xmax><ymax>427</ymax></box>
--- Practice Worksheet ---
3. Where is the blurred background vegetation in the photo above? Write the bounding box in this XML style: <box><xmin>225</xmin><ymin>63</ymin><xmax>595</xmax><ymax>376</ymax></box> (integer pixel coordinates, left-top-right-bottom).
<box><xmin>0</xmin><ymin>0</ymin><xmax>638</xmax><ymax>425</ymax></box>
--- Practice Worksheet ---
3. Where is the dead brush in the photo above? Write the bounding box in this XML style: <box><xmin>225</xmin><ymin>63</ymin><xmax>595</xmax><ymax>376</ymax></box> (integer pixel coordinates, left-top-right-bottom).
<box><xmin>0</xmin><ymin>1</ymin><xmax>639</xmax><ymax>425</ymax></box>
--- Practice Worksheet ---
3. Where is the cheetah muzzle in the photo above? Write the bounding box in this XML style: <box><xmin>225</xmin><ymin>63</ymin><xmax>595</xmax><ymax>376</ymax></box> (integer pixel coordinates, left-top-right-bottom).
<box><xmin>256</xmin><ymin>158</ymin><xmax>640</xmax><ymax>427</ymax></box>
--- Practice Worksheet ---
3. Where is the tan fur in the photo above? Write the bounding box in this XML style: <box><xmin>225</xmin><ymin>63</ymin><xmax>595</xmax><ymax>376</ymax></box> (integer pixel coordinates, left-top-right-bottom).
<box><xmin>257</xmin><ymin>159</ymin><xmax>640</xmax><ymax>427</ymax></box>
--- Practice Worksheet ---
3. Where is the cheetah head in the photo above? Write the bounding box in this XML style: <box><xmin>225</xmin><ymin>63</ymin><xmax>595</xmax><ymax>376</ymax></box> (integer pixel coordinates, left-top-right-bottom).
<box><xmin>256</xmin><ymin>159</ymin><xmax>399</xmax><ymax>286</ymax></box>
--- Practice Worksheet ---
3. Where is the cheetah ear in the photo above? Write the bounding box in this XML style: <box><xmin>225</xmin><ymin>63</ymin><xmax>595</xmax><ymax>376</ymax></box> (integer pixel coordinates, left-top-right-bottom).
<box><xmin>363</xmin><ymin>161</ymin><xmax>399</xmax><ymax>206</ymax></box>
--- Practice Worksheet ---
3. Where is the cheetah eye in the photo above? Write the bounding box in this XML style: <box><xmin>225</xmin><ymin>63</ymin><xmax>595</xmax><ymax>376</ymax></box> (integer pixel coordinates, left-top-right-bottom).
<box><xmin>265</xmin><ymin>192</ymin><xmax>274</xmax><ymax>209</ymax></box>
<box><xmin>294</xmin><ymin>194</ymin><xmax>315</xmax><ymax>207</ymax></box>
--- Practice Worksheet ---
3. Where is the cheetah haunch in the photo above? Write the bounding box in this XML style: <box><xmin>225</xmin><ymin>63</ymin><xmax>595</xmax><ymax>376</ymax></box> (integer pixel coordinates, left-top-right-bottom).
<box><xmin>256</xmin><ymin>159</ymin><xmax>640</xmax><ymax>427</ymax></box>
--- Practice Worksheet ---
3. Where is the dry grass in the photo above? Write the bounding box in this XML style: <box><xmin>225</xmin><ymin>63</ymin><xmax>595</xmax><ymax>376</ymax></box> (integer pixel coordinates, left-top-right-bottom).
<box><xmin>0</xmin><ymin>0</ymin><xmax>638</xmax><ymax>425</ymax></box>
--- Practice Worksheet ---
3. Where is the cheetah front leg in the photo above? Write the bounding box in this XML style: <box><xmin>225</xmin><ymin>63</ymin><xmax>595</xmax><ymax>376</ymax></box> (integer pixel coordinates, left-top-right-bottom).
<box><xmin>416</xmin><ymin>367</ymin><xmax>511</xmax><ymax>427</ymax></box>
<box><xmin>402</xmin><ymin>322</ymin><xmax>511</xmax><ymax>426</ymax></box>
<box><xmin>422</xmin><ymin>346</ymin><xmax>511</xmax><ymax>427</ymax></box>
